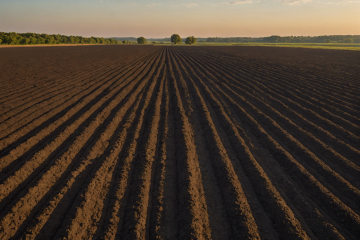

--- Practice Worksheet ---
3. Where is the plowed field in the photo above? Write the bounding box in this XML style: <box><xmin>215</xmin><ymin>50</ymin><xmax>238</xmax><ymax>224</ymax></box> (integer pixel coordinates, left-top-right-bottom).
<box><xmin>0</xmin><ymin>45</ymin><xmax>359</xmax><ymax>239</ymax></box>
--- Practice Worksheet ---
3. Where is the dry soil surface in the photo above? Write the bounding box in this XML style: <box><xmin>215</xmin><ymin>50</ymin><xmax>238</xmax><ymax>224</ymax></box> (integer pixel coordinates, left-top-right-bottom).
<box><xmin>0</xmin><ymin>45</ymin><xmax>359</xmax><ymax>239</ymax></box>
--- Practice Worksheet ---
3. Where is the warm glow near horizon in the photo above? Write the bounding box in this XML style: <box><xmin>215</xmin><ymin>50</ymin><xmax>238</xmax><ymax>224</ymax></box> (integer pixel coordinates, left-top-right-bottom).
<box><xmin>1</xmin><ymin>0</ymin><xmax>359</xmax><ymax>38</ymax></box>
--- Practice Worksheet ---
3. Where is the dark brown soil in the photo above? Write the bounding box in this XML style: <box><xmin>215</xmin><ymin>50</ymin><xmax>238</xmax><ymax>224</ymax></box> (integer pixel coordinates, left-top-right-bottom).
<box><xmin>0</xmin><ymin>45</ymin><xmax>359</xmax><ymax>239</ymax></box>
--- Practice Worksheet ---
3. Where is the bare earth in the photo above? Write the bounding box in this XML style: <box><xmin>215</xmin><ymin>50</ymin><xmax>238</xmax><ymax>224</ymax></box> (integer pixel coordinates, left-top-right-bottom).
<box><xmin>0</xmin><ymin>45</ymin><xmax>359</xmax><ymax>239</ymax></box>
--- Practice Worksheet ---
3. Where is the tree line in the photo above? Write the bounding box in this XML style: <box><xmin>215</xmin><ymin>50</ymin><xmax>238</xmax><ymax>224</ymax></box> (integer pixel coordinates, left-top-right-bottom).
<box><xmin>0</xmin><ymin>32</ymin><xmax>122</xmax><ymax>45</ymax></box>
<box><xmin>205</xmin><ymin>35</ymin><xmax>360</xmax><ymax>43</ymax></box>
<box><xmin>137</xmin><ymin>35</ymin><xmax>360</xmax><ymax>44</ymax></box>
<box><xmin>262</xmin><ymin>35</ymin><xmax>360</xmax><ymax>43</ymax></box>
<box><xmin>3</xmin><ymin>32</ymin><xmax>357</xmax><ymax>46</ymax></box>
<box><xmin>137</xmin><ymin>34</ymin><xmax>197</xmax><ymax>45</ymax></box>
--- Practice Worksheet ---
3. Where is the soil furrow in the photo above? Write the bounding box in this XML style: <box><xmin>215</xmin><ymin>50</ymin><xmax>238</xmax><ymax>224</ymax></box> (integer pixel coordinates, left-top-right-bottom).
<box><xmin>147</xmin><ymin>75</ymin><xmax>178</xmax><ymax>239</ymax></box>
<box><xmin>182</xmin><ymin>50</ymin><xmax>360</xmax><ymax>187</ymax></box>
<box><xmin>0</xmin><ymin>57</ymin><xmax>118</xmax><ymax>112</ymax></box>
<box><xmin>0</xmin><ymin>48</ymin><xmax>161</xmax><ymax>175</ymax></box>
<box><xmin>179</xmin><ymin>48</ymin><xmax>360</xmax><ymax>159</ymax></box>
<box><xmin>193</xmin><ymin>62</ymin><xmax>360</xmax><ymax>236</ymax></box>
<box><xmin>119</xmin><ymin>65</ymin><xmax>165</xmax><ymax>240</ymax></box>
<box><xmin>14</xmin><ymin>49</ymin><xmax>165</xmax><ymax>240</ymax></box>
<box><xmin>0</xmin><ymin>48</ymin><xmax>161</xmax><ymax>204</ymax></box>
<box><xmin>0</xmin><ymin>46</ymin><xmax>155</xmax><ymax>105</ymax></box>
<box><xmin>17</xmin><ymin>86</ymin><xmax>146</xmax><ymax>240</ymax></box>
<box><xmin>0</xmin><ymin>45</ymin><xmax>358</xmax><ymax>239</ymax></box>
<box><xmin>2</xmin><ymin>52</ymin><xmax>162</xmax><ymax>189</ymax></box>
<box><xmin>0</xmin><ymin>48</ymin><xmax>157</xmax><ymax>136</ymax></box>
<box><xmin>0</xmin><ymin>48</ymin><xmax>163</xmax><ymax>239</ymax></box>
<box><xmin>173</xmin><ymin>48</ymin><xmax>312</xmax><ymax>239</ymax></box>
<box><xmin>82</xmin><ymin>51</ymin><xmax>165</xmax><ymax>240</ymax></box>
<box><xmin>165</xmin><ymin>49</ymin><xmax>212</xmax><ymax>239</ymax></box>
<box><xmin>173</xmin><ymin>48</ymin><xmax>353</xmax><ymax>239</ymax></box>
<box><xmin>54</xmin><ymin>54</ymin><xmax>165</xmax><ymax>240</ymax></box>
<box><xmin>170</xmin><ymin>49</ymin><xmax>241</xmax><ymax>239</ymax></box>
<box><xmin>199</xmin><ymin>47</ymin><xmax>360</xmax><ymax>102</ymax></box>
<box><xmin>195</xmin><ymin>48</ymin><xmax>360</xmax><ymax>111</ymax></box>
<box><xmin>184</xmin><ymin>48</ymin><xmax>360</xmax><ymax>140</ymax></box>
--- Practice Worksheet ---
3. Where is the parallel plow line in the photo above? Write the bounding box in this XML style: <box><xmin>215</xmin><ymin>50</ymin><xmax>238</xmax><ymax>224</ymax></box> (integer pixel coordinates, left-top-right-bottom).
<box><xmin>196</xmin><ymin>48</ymin><xmax>360</xmax><ymax>115</ymax></box>
<box><xmin>0</xmin><ymin>46</ymin><xmax>358</xmax><ymax>240</ymax></box>
<box><xmin>172</xmin><ymin>47</ymin><xmax>360</xmax><ymax>238</ymax></box>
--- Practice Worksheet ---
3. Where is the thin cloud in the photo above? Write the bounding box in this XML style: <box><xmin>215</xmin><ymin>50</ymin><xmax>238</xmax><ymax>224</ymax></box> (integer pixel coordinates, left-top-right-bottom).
<box><xmin>122</xmin><ymin>1</ymin><xmax>139</xmax><ymax>5</ymax></box>
<box><xmin>223</xmin><ymin>0</ymin><xmax>253</xmax><ymax>4</ymax></box>
<box><xmin>147</xmin><ymin>3</ymin><xmax>161</xmax><ymax>7</ymax></box>
<box><xmin>282</xmin><ymin>0</ymin><xmax>312</xmax><ymax>5</ymax></box>
<box><xmin>324</xmin><ymin>0</ymin><xmax>360</xmax><ymax>4</ymax></box>
<box><xmin>184</xmin><ymin>3</ymin><xmax>199</xmax><ymax>7</ymax></box>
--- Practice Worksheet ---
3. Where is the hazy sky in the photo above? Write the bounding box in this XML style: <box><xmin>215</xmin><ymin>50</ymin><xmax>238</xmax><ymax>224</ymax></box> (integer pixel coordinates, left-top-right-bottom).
<box><xmin>0</xmin><ymin>0</ymin><xmax>359</xmax><ymax>38</ymax></box>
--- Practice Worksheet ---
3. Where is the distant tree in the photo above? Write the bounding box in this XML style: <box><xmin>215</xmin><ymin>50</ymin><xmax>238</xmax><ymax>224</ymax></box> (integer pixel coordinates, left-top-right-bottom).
<box><xmin>37</xmin><ymin>37</ymin><xmax>45</xmax><ymax>44</ymax></box>
<box><xmin>54</xmin><ymin>35</ymin><xmax>62</xmax><ymax>44</ymax></box>
<box><xmin>137</xmin><ymin>37</ymin><xmax>147</xmax><ymax>44</ymax></box>
<box><xmin>8</xmin><ymin>36</ymin><xmax>18</xmax><ymax>45</ymax></box>
<box><xmin>41</xmin><ymin>34</ymin><xmax>49</xmax><ymax>39</ymax></box>
<box><xmin>185</xmin><ymin>36</ymin><xmax>197</xmax><ymax>45</ymax></box>
<box><xmin>74</xmin><ymin>37</ymin><xmax>79</xmax><ymax>43</ymax></box>
<box><xmin>30</xmin><ymin>37</ymin><xmax>37</xmax><ymax>44</ymax></box>
<box><xmin>0</xmin><ymin>39</ymin><xmax>2</xmax><ymax>44</ymax></box>
<box><xmin>263</xmin><ymin>35</ymin><xmax>281</xmax><ymax>43</ymax></box>
<box><xmin>68</xmin><ymin>36</ymin><xmax>75</xmax><ymax>44</ymax></box>
<box><xmin>152</xmin><ymin>41</ymin><xmax>156</xmax><ymax>44</ymax></box>
<box><xmin>21</xmin><ymin>38</ymin><xmax>31</xmax><ymax>44</ymax></box>
<box><xmin>343</xmin><ymin>38</ymin><xmax>353</xmax><ymax>43</ymax></box>
<box><xmin>45</xmin><ymin>36</ymin><xmax>55</xmax><ymax>44</ymax></box>
<box><xmin>171</xmin><ymin>34</ymin><xmax>182</xmax><ymax>44</ymax></box>
<box><xmin>89</xmin><ymin>37</ymin><xmax>97</xmax><ymax>44</ymax></box>
<box><xmin>325</xmin><ymin>39</ymin><xmax>331</xmax><ymax>43</ymax></box>
<box><xmin>122</xmin><ymin>40</ymin><xmax>128</xmax><ymax>44</ymax></box>
<box><xmin>0</xmin><ymin>31</ymin><xmax>120</xmax><ymax>46</ymax></box>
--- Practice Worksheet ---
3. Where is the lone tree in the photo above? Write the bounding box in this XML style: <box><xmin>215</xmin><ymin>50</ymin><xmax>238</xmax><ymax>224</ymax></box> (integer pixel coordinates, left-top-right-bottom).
<box><xmin>171</xmin><ymin>34</ymin><xmax>182</xmax><ymax>44</ymax></box>
<box><xmin>137</xmin><ymin>37</ymin><xmax>147</xmax><ymax>44</ymax></box>
<box><xmin>185</xmin><ymin>36</ymin><xmax>197</xmax><ymax>45</ymax></box>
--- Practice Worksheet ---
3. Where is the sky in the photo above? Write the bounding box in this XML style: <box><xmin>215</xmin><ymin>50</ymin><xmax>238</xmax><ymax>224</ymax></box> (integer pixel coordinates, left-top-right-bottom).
<box><xmin>0</xmin><ymin>0</ymin><xmax>359</xmax><ymax>38</ymax></box>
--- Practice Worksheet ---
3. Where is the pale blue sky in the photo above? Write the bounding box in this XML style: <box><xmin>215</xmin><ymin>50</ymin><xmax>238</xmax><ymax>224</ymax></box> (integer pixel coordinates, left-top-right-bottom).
<box><xmin>0</xmin><ymin>0</ymin><xmax>359</xmax><ymax>38</ymax></box>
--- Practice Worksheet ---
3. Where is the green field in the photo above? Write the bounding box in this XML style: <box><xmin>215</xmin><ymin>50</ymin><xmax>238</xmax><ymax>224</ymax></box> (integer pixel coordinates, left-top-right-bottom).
<box><xmin>150</xmin><ymin>41</ymin><xmax>360</xmax><ymax>51</ymax></box>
